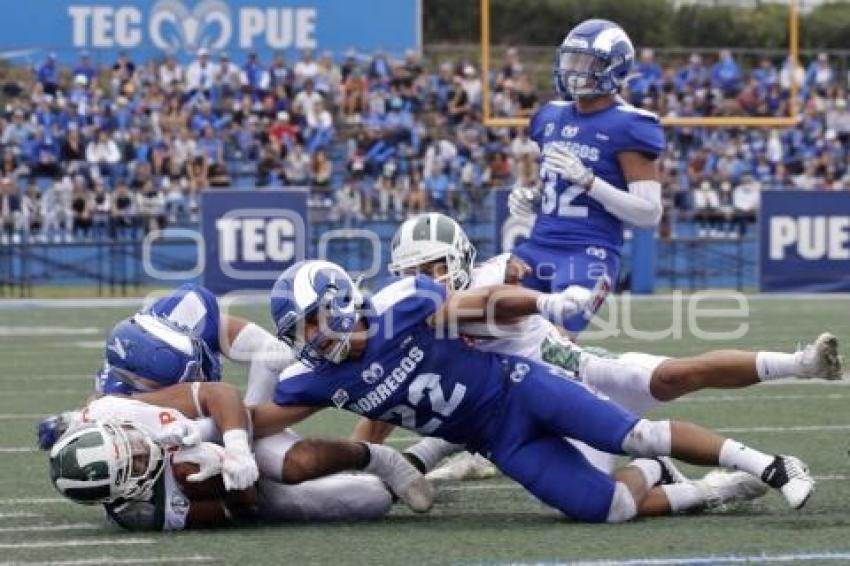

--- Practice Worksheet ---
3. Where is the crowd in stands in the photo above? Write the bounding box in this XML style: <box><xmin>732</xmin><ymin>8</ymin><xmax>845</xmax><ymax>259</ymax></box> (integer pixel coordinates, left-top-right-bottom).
<box><xmin>0</xmin><ymin>45</ymin><xmax>847</xmax><ymax>243</ymax></box>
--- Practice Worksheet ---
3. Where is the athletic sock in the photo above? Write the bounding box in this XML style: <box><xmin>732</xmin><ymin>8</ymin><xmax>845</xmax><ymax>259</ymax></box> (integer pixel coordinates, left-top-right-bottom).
<box><xmin>718</xmin><ymin>439</ymin><xmax>774</xmax><ymax>477</ymax></box>
<box><xmin>755</xmin><ymin>351</ymin><xmax>800</xmax><ymax>381</ymax></box>
<box><xmin>661</xmin><ymin>482</ymin><xmax>705</xmax><ymax>512</ymax></box>
<box><xmin>628</xmin><ymin>458</ymin><xmax>663</xmax><ymax>487</ymax></box>
<box><xmin>403</xmin><ymin>438</ymin><xmax>463</xmax><ymax>473</ymax></box>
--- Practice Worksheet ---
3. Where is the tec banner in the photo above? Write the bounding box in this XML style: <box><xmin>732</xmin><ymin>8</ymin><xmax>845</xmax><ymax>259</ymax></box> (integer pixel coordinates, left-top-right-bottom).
<box><xmin>760</xmin><ymin>190</ymin><xmax>850</xmax><ymax>292</ymax></box>
<box><xmin>0</xmin><ymin>0</ymin><xmax>420</xmax><ymax>64</ymax></box>
<box><xmin>200</xmin><ymin>189</ymin><xmax>308</xmax><ymax>294</ymax></box>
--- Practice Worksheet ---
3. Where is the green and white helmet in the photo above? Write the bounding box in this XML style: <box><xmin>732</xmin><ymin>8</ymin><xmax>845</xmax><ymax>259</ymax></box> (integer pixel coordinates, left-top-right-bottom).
<box><xmin>389</xmin><ymin>213</ymin><xmax>477</xmax><ymax>291</ymax></box>
<box><xmin>49</xmin><ymin>420</ymin><xmax>165</xmax><ymax>505</ymax></box>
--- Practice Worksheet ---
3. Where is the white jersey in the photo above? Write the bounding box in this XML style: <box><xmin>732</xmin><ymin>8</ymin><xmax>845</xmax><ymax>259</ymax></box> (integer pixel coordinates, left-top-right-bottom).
<box><xmin>461</xmin><ymin>253</ymin><xmax>560</xmax><ymax>362</ymax></box>
<box><xmin>81</xmin><ymin>397</ymin><xmax>192</xmax><ymax>532</ymax></box>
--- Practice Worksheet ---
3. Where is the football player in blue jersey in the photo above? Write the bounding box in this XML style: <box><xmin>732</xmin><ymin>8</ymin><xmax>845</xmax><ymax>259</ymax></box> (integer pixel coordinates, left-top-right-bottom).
<box><xmin>251</xmin><ymin>260</ymin><xmax>815</xmax><ymax>523</ymax></box>
<box><xmin>37</xmin><ymin>284</ymin><xmax>292</xmax><ymax>450</ymax></box>
<box><xmin>508</xmin><ymin>19</ymin><xmax>665</xmax><ymax>335</ymax></box>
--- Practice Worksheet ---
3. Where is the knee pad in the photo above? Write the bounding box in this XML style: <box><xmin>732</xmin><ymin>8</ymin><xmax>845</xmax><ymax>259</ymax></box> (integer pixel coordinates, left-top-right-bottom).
<box><xmin>621</xmin><ymin>419</ymin><xmax>671</xmax><ymax>457</ymax></box>
<box><xmin>606</xmin><ymin>482</ymin><xmax>637</xmax><ymax>523</ymax></box>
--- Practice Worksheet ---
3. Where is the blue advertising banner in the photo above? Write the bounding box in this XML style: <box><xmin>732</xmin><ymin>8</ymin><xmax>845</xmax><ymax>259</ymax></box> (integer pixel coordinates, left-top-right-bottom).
<box><xmin>0</xmin><ymin>0</ymin><xmax>420</xmax><ymax>64</ymax></box>
<box><xmin>200</xmin><ymin>189</ymin><xmax>308</xmax><ymax>294</ymax></box>
<box><xmin>760</xmin><ymin>190</ymin><xmax>850</xmax><ymax>292</ymax></box>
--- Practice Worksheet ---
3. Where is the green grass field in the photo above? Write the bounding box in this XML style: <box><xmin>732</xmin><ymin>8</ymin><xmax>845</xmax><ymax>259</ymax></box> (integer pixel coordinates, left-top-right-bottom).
<box><xmin>0</xmin><ymin>295</ymin><xmax>848</xmax><ymax>565</ymax></box>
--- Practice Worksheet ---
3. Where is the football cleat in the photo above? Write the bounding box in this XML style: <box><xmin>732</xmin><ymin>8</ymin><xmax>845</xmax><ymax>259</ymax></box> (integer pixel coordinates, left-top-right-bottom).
<box><xmin>426</xmin><ymin>452</ymin><xmax>499</xmax><ymax>482</ymax></box>
<box><xmin>796</xmin><ymin>333</ymin><xmax>843</xmax><ymax>381</ymax></box>
<box><xmin>366</xmin><ymin>444</ymin><xmax>434</xmax><ymax>513</ymax></box>
<box><xmin>761</xmin><ymin>455</ymin><xmax>815</xmax><ymax>510</ymax></box>
<box><xmin>693</xmin><ymin>470</ymin><xmax>768</xmax><ymax>511</ymax></box>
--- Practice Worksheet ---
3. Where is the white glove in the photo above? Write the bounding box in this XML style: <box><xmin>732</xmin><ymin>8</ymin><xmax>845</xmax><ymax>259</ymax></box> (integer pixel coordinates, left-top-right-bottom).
<box><xmin>543</xmin><ymin>143</ymin><xmax>594</xmax><ymax>188</ymax></box>
<box><xmin>221</xmin><ymin>430</ymin><xmax>259</xmax><ymax>491</ymax></box>
<box><xmin>508</xmin><ymin>185</ymin><xmax>540</xmax><ymax>219</ymax></box>
<box><xmin>154</xmin><ymin>419</ymin><xmax>201</xmax><ymax>448</ymax></box>
<box><xmin>173</xmin><ymin>442</ymin><xmax>225</xmax><ymax>483</ymax></box>
<box><xmin>536</xmin><ymin>285</ymin><xmax>593</xmax><ymax>324</ymax></box>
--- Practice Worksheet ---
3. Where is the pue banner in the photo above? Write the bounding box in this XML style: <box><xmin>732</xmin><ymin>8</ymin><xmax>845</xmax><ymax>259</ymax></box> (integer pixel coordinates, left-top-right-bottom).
<box><xmin>760</xmin><ymin>190</ymin><xmax>850</xmax><ymax>292</ymax></box>
<box><xmin>0</xmin><ymin>0</ymin><xmax>420</xmax><ymax>63</ymax></box>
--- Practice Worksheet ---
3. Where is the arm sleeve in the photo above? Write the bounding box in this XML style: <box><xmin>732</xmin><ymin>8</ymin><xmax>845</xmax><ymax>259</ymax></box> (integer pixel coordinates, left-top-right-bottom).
<box><xmin>587</xmin><ymin>178</ymin><xmax>662</xmax><ymax>229</ymax></box>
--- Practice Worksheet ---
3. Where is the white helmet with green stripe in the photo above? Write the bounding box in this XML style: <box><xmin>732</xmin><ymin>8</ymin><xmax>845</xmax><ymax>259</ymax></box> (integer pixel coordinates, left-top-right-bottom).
<box><xmin>389</xmin><ymin>213</ymin><xmax>477</xmax><ymax>291</ymax></box>
<box><xmin>49</xmin><ymin>420</ymin><xmax>165</xmax><ymax>504</ymax></box>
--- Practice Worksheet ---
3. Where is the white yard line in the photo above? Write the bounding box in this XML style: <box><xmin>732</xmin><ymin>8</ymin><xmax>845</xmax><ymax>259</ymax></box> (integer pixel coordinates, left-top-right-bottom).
<box><xmin>0</xmin><ymin>538</ymin><xmax>153</xmax><ymax>549</ymax></box>
<box><xmin>0</xmin><ymin>327</ymin><xmax>99</xmax><ymax>337</ymax></box>
<box><xmin>0</xmin><ymin>513</ymin><xmax>40</xmax><ymax>519</ymax></box>
<box><xmin>0</xmin><ymin>557</ymin><xmax>219</xmax><ymax>566</ymax></box>
<box><xmin>0</xmin><ymin>523</ymin><xmax>100</xmax><ymax>533</ymax></box>
<box><xmin>681</xmin><ymin>393</ymin><xmax>850</xmax><ymax>403</ymax></box>
<box><xmin>0</xmin><ymin>415</ymin><xmax>49</xmax><ymax>420</ymax></box>
<box><xmin>566</xmin><ymin>552</ymin><xmax>850</xmax><ymax>565</ymax></box>
<box><xmin>716</xmin><ymin>424</ymin><xmax>850</xmax><ymax>433</ymax></box>
<box><xmin>0</xmin><ymin>448</ymin><xmax>37</xmax><ymax>454</ymax></box>
<box><xmin>0</xmin><ymin>499</ymin><xmax>68</xmax><ymax>506</ymax></box>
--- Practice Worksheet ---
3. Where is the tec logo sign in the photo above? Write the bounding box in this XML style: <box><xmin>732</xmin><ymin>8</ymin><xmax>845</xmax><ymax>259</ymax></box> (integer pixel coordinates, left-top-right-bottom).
<box><xmin>215</xmin><ymin>208</ymin><xmax>305</xmax><ymax>280</ymax></box>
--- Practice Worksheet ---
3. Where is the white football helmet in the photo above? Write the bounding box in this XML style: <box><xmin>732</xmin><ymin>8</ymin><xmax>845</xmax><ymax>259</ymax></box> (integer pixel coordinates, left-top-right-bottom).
<box><xmin>49</xmin><ymin>420</ymin><xmax>165</xmax><ymax>504</ymax></box>
<box><xmin>388</xmin><ymin>213</ymin><xmax>477</xmax><ymax>291</ymax></box>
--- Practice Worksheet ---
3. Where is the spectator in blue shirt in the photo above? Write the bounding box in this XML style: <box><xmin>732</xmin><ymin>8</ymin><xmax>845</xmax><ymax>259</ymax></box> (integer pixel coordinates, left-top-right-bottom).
<box><xmin>73</xmin><ymin>51</ymin><xmax>97</xmax><ymax>86</ymax></box>
<box><xmin>752</xmin><ymin>58</ymin><xmax>778</xmax><ymax>94</ymax></box>
<box><xmin>36</xmin><ymin>53</ymin><xmax>60</xmax><ymax>96</ymax></box>
<box><xmin>628</xmin><ymin>48</ymin><xmax>663</xmax><ymax>104</ymax></box>
<box><xmin>711</xmin><ymin>49</ymin><xmax>743</xmax><ymax>96</ymax></box>
<box><xmin>806</xmin><ymin>53</ymin><xmax>835</xmax><ymax>97</ymax></box>
<box><xmin>676</xmin><ymin>53</ymin><xmax>709</xmax><ymax>94</ymax></box>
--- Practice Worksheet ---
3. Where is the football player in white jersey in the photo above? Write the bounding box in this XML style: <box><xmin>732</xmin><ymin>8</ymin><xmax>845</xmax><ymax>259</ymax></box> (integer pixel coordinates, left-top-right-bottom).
<box><xmin>49</xmin><ymin>381</ymin><xmax>432</xmax><ymax>530</ymax></box>
<box><xmin>354</xmin><ymin>213</ymin><xmax>842</xmax><ymax>513</ymax></box>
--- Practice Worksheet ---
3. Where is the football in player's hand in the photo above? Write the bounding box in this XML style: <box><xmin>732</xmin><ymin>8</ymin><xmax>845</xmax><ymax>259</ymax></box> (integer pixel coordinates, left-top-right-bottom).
<box><xmin>172</xmin><ymin>461</ymin><xmax>225</xmax><ymax>499</ymax></box>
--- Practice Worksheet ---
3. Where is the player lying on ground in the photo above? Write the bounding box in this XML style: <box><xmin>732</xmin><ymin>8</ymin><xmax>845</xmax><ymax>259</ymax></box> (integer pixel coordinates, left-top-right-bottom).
<box><xmin>48</xmin><ymin>382</ymin><xmax>432</xmax><ymax>531</ymax></box>
<box><xmin>356</xmin><ymin>214</ymin><xmax>842</xmax><ymax>503</ymax></box>
<box><xmin>39</xmin><ymin>283</ymin><xmax>293</xmax><ymax>450</ymax></box>
<box><xmin>251</xmin><ymin>260</ymin><xmax>814</xmax><ymax>524</ymax></box>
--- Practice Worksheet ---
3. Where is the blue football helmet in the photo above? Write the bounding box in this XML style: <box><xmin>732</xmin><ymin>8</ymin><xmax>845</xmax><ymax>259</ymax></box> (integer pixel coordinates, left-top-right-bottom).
<box><xmin>554</xmin><ymin>19</ymin><xmax>635</xmax><ymax>99</ymax></box>
<box><xmin>103</xmin><ymin>313</ymin><xmax>221</xmax><ymax>392</ymax></box>
<box><xmin>270</xmin><ymin>260</ymin><xmax>362</xmax><ymax>368</ymax></box>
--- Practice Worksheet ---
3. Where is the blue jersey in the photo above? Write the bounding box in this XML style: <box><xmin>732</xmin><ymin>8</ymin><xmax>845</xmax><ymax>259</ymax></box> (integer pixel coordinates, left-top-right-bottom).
<box><xmin>96</xmin><ymin>284</ymin><xmax>222</xmax><ymax>394</ymax></box>
<box><xmin>273</xmin><ymin>276</ymin><xmax>508</xmax><ymax>449</ymax></box>
<box><xmin>528</xmin><ymin>99</ymin><xmax>665</xmax><ymax>252</ymax></box>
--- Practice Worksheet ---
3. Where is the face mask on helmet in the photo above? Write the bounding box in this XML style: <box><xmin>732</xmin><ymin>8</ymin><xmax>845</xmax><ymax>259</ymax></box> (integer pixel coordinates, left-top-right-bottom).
<box><xmin>49</xmin><ymin>420</ymin><xmax>164</xmax><ymax>505</ymax></box>
<box><xmin>553</xmin><ymin>21</ymin><xmax>634</xmax><ymax>100</ymax></box>
<box><xmin>274</xmin><ymin>263</ymin><xmax>361</xmax><ymax>369</ymax></box>
<box><xmin>388</xmin><ymin>214</ymin><xmax>477</xmax><ymax>292</ymax></box>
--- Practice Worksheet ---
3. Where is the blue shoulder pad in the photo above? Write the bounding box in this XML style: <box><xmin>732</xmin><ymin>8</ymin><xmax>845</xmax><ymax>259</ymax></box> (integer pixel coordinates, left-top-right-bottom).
<box><xmin>616</xmin><ymin>106</ymin><xmax>665</xmax><ymax>158</ymax></box>
<box><xmin>370</xmin><ymin>275</ymin><xmax>446</xmax><ymax>320</ymax></box>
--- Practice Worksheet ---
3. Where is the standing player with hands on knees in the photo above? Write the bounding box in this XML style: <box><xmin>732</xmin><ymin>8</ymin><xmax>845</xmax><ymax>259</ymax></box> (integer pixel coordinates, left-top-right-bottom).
<box><xmin>509</xmin><ymin>19</ymin><xmax>665</xmax><ymax>335</ymax></box>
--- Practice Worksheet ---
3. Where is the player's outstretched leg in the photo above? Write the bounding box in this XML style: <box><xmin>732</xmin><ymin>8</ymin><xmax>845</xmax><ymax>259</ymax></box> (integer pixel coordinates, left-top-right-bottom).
<box><xmin>508</xmin><ymin>361</ymin><xmax>815</xmax><ymax>510</ymax></box>
<box><xmin>254</xmin><ymin>433</ymin><xmax>434</xmax><ymax>513</ymax></box>
<box><xmin>569</xmin><ymin>333</ymin><xmax>843</xmax><ymax>412</ymax></box>
<box><xmin>621</xmin><ymin>419</ymin><xmax>815</xmax><ymax>510</ymax></box>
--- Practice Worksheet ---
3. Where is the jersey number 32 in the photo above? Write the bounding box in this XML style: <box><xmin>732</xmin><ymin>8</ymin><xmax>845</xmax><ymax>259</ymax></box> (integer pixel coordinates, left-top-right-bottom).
<box><xmin>540</xmin><ymin>170</ymin><xmax>588</xmax><ymax>218</ymax></box>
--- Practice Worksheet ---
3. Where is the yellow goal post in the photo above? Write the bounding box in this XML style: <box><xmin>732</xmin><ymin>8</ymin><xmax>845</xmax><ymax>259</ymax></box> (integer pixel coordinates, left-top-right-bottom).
<box><xmin>480</xmin><ymin>0</ymin><xmax>801</xmax><ymax>129</ymax></box>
